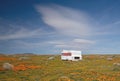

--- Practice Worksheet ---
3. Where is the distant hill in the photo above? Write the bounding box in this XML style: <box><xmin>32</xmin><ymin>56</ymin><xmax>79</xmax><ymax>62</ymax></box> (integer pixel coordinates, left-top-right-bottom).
<box><xmin>0</xmin><ymin>53</ymin><xmax>5</xmax><ymax>56</ymax></box>
<box><xmin>13</xmin><ymin>53</ymin><xmax>35</xmax><ymax>56</ymax></box>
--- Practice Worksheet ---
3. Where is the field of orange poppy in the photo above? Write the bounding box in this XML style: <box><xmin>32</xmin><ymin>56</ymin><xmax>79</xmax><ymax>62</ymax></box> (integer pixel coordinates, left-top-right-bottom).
<box><xmin>0</xmin><ymin>54</ymin><xmax>120</xmax><ymax>81</ymax></box>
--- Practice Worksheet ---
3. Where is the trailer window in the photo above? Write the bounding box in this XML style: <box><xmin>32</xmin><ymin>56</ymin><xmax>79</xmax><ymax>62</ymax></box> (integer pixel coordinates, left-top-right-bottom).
<box><xmin>74</xmin><ymin>57</ymin><xmax>80</xmax><ymax>59</ymax></box>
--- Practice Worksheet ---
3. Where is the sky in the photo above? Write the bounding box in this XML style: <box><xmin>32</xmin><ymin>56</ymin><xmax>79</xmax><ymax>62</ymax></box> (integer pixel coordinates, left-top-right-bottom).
<box><xmin>0</xmin><ymin>0</ymin><xmax>120</xmax><ymax>54</ymax></box>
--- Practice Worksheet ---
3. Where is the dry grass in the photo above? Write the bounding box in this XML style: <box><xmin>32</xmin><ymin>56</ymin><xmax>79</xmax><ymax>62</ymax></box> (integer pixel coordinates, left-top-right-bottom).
<box><xmin>0</xmin><ymin>54</ymin><xmax>120</xmax><ymax>81</ymax></box>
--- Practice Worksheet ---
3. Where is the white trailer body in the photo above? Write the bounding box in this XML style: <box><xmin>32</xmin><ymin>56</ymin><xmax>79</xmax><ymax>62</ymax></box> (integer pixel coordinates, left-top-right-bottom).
<box><xmin>61</xmin><ymin>50</ymin><xmax>82</xmax><ymax>61</ymax></box>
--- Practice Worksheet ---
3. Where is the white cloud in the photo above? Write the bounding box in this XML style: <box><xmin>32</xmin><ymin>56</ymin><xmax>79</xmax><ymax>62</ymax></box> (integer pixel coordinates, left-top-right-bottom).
<box><xmin>36</xmin><ymin>4</ymin><xmax>120</xmax><ymax>37</ymax></box>
<box><xmin>35</xmin><ymin>4</ymin><xmax>97</xmax><ymax>51</ymax></box>
<box><xmin>112</xmin><ymin>21</ymin><xmax>120</xmax><ymax>25</ymax></box>
<box><xmin>36</xmin><ymin>4</ymin><xmax>93</xmax><ymax>37</ymax></box>
<box><xmin>47</xmin><ymin>39</ymin><xmax>95</xmax><ymax>50</ymax></box>
<box><xmin>12</xmin><ymin>38</ymin><xmax>95</xmax><ymax>50</ymax></box>
<box><xmin>0</xmin><ymin>28</ymin><xmax>45</xmax><ymax>40</ymax></box>
<box><xmin>13</xmin><ymin>40</ymin><xmax>46</xmax><ymax>49</ymax></box>
<box><xmin>47</xmin><ymin>41</ymin><xmax>65</xmax><ymax>45</ymax></box>
<box><xmin>73</xmin><ymin>39</ymin><xmax>95</xmax><ymax>44</ymax></box>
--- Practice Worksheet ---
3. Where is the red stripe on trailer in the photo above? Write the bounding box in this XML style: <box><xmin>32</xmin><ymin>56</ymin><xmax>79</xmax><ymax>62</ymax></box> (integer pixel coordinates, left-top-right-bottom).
<box><xmin>62</xmin><ymin>53</ymin><xmax>71</xmax><ymax>56</ymax></box>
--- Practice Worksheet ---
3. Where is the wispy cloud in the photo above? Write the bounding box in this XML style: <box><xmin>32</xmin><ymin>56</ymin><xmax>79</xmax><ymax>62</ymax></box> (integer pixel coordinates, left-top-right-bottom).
<box><xmin>35</xmin><ymin>4</ymin><xmax>99</xmax><ymax>51</ymax></box>
<box><xmin>47</xmin><ymin>38</ymin><xmax>95</xmax><ymax>50</ymax></box>
<box><xmin>36</xmin><ymin>4</ymin><xmax>116</xmax><ymax>39</ymax></box>
<box><xmin>13</xmin><ymin>40</ymin><xmax>47</xmax><ymax>49</ymax></box>
<box><xmin>36</xmin><ymin>4</ymin><xmax>93</xmax><ymax>37</ymax></box>
<box><xmin>10</xmin><ymin>38</ymin><xmax>95</xmax><ymax>52</ymax></box>
<box><xmin>112</xmin><ymin>20</ymin><xmax>120</xmax><ymax>25</ymax></box>
<box><xmin>73</xmin><ymin>39</ymin><xmax>95</xmax><ymax>44</ymax></box>
<box><xmin>0</xmin><ymin>28</ymin><xmax>45</xmax><ymax>40</ymax></box>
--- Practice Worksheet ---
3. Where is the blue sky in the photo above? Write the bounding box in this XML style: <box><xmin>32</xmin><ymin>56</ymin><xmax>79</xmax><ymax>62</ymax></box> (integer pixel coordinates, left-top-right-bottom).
<box><xmin>0</xmin><ymin>0</ymin><xmax>120</xmax><ymax>54</ymax></box>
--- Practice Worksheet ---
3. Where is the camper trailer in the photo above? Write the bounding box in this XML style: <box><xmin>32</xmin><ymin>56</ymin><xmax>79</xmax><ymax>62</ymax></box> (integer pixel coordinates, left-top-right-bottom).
<box><xmin>61</xmin><ymin>50</ymin><xmax>82</xmax><ymax>61</ymax></box>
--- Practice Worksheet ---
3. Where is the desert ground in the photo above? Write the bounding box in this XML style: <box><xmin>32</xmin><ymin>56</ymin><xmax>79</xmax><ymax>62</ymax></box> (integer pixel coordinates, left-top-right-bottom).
<box><xmin>0</xmin><ymin>54</ymin><xmax>120</xmax><ymax>81</ymax></box>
